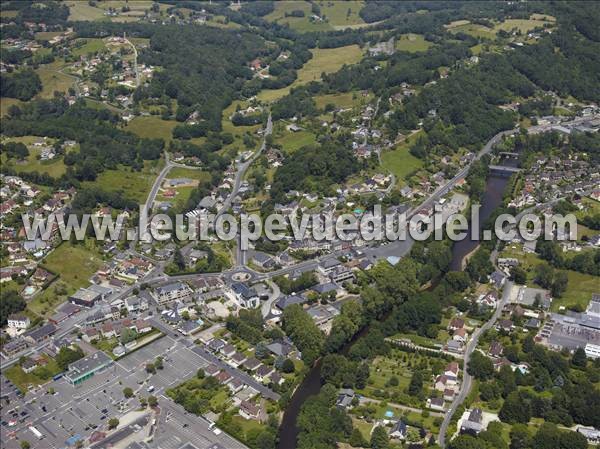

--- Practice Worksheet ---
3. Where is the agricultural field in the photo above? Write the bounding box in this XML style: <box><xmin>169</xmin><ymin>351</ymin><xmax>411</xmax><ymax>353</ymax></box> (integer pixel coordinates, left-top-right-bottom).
<box><xmin>126</xmin><ymin>115</ymin><xmax>179</xmax><ymax>142</ymax></box>
<box><xmin>35</xmin><ymin>64</ymin><xmax>75</xmax><ymax>99</ymax></box>
<box><xmin>395</xmin><ymin>34</ymin><xmax>434</xmax><ymax>53</ymax></box>
<box><xmin>257</xmin><ymin>45</ymin><xmax>364</xmax><ymax>102</ymax></box>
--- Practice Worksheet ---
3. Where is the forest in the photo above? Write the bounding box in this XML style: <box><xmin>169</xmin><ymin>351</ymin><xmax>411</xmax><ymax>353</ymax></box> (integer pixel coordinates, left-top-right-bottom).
<box><xmin>0</xmin><ymin>69</ymin><xmax>42</xmax><ymax>101</ymax></box>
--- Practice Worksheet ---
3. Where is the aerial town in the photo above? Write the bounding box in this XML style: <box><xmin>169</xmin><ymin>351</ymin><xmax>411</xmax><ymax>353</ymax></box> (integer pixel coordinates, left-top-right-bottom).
<box><xmin>1</xmin><ymin>2</ymin><xmax>599</xmax><ymax>449</ymax></box>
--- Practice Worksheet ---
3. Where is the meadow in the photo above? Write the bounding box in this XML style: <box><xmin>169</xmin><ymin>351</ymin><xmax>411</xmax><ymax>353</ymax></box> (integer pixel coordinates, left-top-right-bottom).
<box><xmin>257</xmin><ymin>45</ymin><xmax>364</xmax><ymax>102</ymax></box>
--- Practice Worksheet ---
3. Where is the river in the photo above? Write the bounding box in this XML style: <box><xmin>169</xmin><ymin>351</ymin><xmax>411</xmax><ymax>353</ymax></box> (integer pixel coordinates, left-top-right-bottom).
<box><xmin>276</xmin><ymin>164</ymin><xmax>513</xmax><ymax>449</ymax></box>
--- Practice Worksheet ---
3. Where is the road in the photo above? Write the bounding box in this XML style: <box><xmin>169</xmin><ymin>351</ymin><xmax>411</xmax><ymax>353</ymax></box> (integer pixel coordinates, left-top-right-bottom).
<box><xmin>123</xmin><ymin>36</ymin><xmax>140</xmax><ymax>88</ymax></box>
<box><xmin>230</xmin><ymin>114</ymin><xmax>273</xmax><ymax>266</ymax></box>
<box><xmin>438</xmin><ymin>280</ymin><xmax>513</xmax><ymax>447</ymax></box>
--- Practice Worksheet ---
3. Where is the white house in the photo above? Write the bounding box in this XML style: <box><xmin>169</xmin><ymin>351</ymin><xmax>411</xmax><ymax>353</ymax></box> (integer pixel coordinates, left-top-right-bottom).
<box><xmin>7</xmin><ymin>313</ymin><xmax>30</xmax><ymax>330</ymax></box>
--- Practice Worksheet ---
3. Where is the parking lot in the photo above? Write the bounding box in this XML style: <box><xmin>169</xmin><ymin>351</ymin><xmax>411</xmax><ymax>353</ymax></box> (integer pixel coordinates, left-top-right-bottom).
<box><xmin>1</xmin><ymin>335</ymin><xmax>211</xmax><ymax>449</ymax></box>
<box><xmin>154</xmin><ymin>400</ymin><xmax>247</xmax><ymax>449</ymax></box>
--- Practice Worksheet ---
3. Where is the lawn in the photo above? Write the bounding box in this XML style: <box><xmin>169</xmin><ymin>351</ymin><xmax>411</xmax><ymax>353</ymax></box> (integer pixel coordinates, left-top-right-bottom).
<box><xmin>265</xmin><ymin>1</ymin><xmax>332</xmax><ymax>32</ymax></box>
<box><xmin>1</xmin><ymin>97</ymin><xmax>23</xmax><ymax>117</ymax></box>
<box><xmin>126</xmin><ymin>116</ymin><xmax>179</xmax><ymax>143</ymax></box>
<box><xmin>1</xmin><ymin>151</ymin><xmax>67</xmax><ymax>178</ymax></box>
<box><xmin>66</xmin><ymin>1</ymin><xmax>107</xmax><ymax>21</ymax></box>
<box><xmin>257</xmin><ymin>45</ymin><xmax>364</xmax><ymax>103</ymax></box>
<box><xmin>500</xmin><ymin>244</ymin><xmax>599</xmax><ymax>312</ymax></box>
<box><xmin>87</xmin><ymin>159</ymin><xmax>166</xmax><ymax>203</ymax></box>
<box><xmin>35</xmin><ymin>31</ymin><xmax>63</xmax><ymax>41</ymax></box>
<box><xmin>35</xmin><ymin>66</ymin><xmax>75</xmax><ymax>98</ymax></box>
<box><xmin>395</xmin><ymin>33</ymin><xmax>434</xmax><ymax>53</ymax></box>
<box><xmin>447</xmin><ymin>22</ymin><xmax>496</xmax><ymax>40</ymax></box>
<box><xmin>4</xmin><ymin>358</ymin><xmax>62</xmax><ymax>393</ymax></box>
<box><xmin>44</xmin><ymin>243</ymin><xmax>103</xmax><ymax>289</ymax></box>
<box><xmin>317</xmin><ymin>0</ymin><xmax>365</xmax><ymax>27</ymax></box>
<box><xmin>380</xmin><ymin>135</ymin><xmax>424</xmax><ymax>182</ymax></box>
<box><xmin>71</xmin><ymin>38</ymin><xmax>106</xmax><ymax>57</ymax></box>
<box><xmin>314</xmin><ymin>92</ymin><xmax>363</xmax><ymax>110</ymax></box>
<box><xmin>551</xmin><ymin>270</ymin><xmax>599</xmax><ymax>312</ymax></box>
<box><xmin>29</xmin><ymin>243</ymin><xmax>104</xmax><ymax>316</ymax></box>
<box><xmin>493</xmin><ymin>18</ymin><xmax>553</xmax><ymax>34</ymax></box>
<box><xmin>157</xmin><ymin>168</ymin><xmax>210</xmax><ymax>211</ymax></box>
<box><xmin>1</xmin><ymin>135</ymin><xmax>69</xmax><ymax>178</ymax></box>
<box><xmin>276</xmin><ymin>130</ymin><xmax>317</xmax><ymax>153</ymax></box>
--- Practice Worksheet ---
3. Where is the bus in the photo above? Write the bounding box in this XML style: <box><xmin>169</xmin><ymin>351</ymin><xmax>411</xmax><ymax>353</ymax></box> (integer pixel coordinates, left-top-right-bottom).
<box><xmin>29</xmin><ymin>426</ymin><xmax>43</xmax><ymax>440</ymax></box>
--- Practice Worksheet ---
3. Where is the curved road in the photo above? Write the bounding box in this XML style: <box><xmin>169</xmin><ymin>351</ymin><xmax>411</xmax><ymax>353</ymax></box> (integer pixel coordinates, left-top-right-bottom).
<box><xmin>438</xmin><ymin>280</ymin><xmax>513</xmax><ymax>447</ymax></box>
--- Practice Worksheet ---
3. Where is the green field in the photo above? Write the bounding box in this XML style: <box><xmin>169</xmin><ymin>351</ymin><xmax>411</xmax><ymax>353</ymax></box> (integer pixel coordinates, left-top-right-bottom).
<box><xmin>126</xmin><ymin>116</ymin><xmax>178</xmax><ymax>142</ymax></box>
<box><xmin>0</xmin><ymin>97</ymin><xmax>23</xmax><ymax>117</ymax></box>
<box><xmin>257</xmin><ymin>45</ymin><xmax>364</xmax><ymax>102</ymax></box>
<box><xmin>276</xmin><ymin>129</ymin><xmax>317</xmax><ymax>153</ymax></box>
<box><xmin>380</xmin><ymin>134</ymin><xmax>424</xmax><ymax>181</ymax></box>
<box><xmin>4</xmin><ymin>357</ymin><xmax>62</xmax><ymax>393</ymax></box>
<box><xmin>446</xmin><ymin>21</ymin><xmax>496</xmax><ymax>39</ymax></box>
<box><xmin>35</xmin><ymin>66</ymin><xmax>75</xmax><ymax>98</ymax></box>
<box><xmin>66</xmin><ymin>1</ymin><xmax>107</xmax><ymax>21</ymax></box>
<box><xmin>29</xmin><ymin>243</ymin><xmax>104</xmax><ymax>316</ymax></box>
<box><xmin>395</xmin><ymin>33</ymin><xmax>434</xmax><ymax>53</ymax></box>
<box><xmin>446</xmin><ymin>17</ymin><xmax>552</xmax><ymax>40</ymax></box>
<box><xmin>318</xmin><ymin>0</ymin><xmax>365</xmax><ymax>28</ymax></box>
<box><xmin>265</xmin><ymin>1</ymin><xmax>332</xmax><ymax>32</ymax></box>
<box><xmin>66</xmin><ymin>0</ymin><xmax>169</xmax><ymax>21</ymax></box>
<box><xmin>71</xmin><ymin>38</ymin><xmax>106</xmax><ymax>57</ymax></box>
<box><xmin>88</xmin><ymin>159</ymin><xmax>166</xmax><ymax>203</ymax></box>
<box><xmin>551</xmin><ymin>270</ymin><xmax>599</xmax><ymax>312</ymax></box>
<box><xmin>493</xmin><ymin>18</ymin><xmax>552</xmax><ymax>34</ymax></box>
<box><xmin>35</xmin><ymin>31</ymin><xmax>63</xmax><ymax>41</ymax></box>
<box><xmin>1</xmin><ymin>136</ymin><xmax>68</xmax><ymax>178</ymax></box>
<box><xmin>500</xmin><ymin>244</ymin><xmax>599</xmax><ymax>312</ymax></box>
<box><xmin>1</xmin><ymin>151</ymin><xmax>67</xmax><ymax>178</ymax></box>
<box><xmin>314</xmin><ymin>91</ymin><xmax>363</xmax><ymax>109</ymax></box>
<box><xmin>157</xmin><ymin>167</ymin><xmax>210</xmax><ymax>211</ymax></box>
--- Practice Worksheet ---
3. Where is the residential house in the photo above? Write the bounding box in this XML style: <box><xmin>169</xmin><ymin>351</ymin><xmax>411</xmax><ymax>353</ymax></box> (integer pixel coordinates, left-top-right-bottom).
<box><xmin>497</xmin><ymin>319</ymin><xmax>515</xmax><ymax>333</ymax></box>
<box><xmin>239</xmin><ymin>400</ymin><xmax>260</xmax><ymax>420</ymax></box>
<box><xmin>23</xmin><ymin>323</ymin><xmax>56</xmax><ymax>345</ymax></box>
<box><xmin>7</xmin><ymin>314</ymin><xmax>30</xmax><ymax>330</ymax></box>
<box><xmin>153</xmin><ymin>282</ymin><xmax>192</xmax><ymax>305</ymax></box>
<box><xmin>336</xmin><ymin>388</ymin><xmax>355</xmax><ymax>410</ymax></box>
<box><xmin>488</xmin><ymin>341</ymin><xmax>504</xmax><ymax>358</ymax></box>
<box><xmin>229</xmin><ymin>352</ymin><xmax>247</xmax><ymax>368</ymax></box>
<box><xmin>230</xmin><ymin>282</ymin><xmax>259</xmax><ymax>309</ymax></box>
<box><xmin>243</xmin><ymin>357</ymin><xmax>261</xmax><ymax>372</ymax></box>
<box><xmin>2</xmin><ymin>338</ymin><xmax>28</xmax><ymax>357</ymax></box>
<box><xmin>255</xmin><ymin>364</ymin><xmax>275</xmax><ymax>383</ymax></box>
<box><xmin>448</xmin><ymin>318</ymin><xmax>465</xmax><ymax>331</ymax></box>
<box><xmin>460</xmin><ymin>408</ymin><xmax>484</xmax><ymax>435</ymax></box>
<box><xmin>427</xmin><ymin>397</ymin><xmax>445</xmax><ymax>412</ymax></box>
